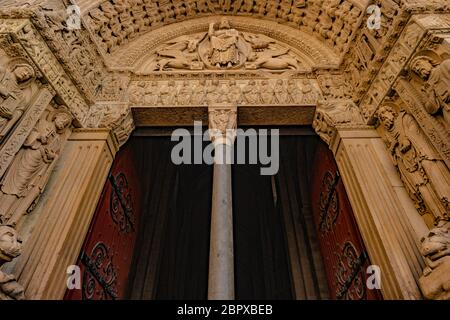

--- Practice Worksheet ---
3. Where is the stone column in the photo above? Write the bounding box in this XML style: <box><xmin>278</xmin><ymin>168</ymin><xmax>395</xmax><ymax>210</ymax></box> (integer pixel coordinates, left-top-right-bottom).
<box><xmin>207</xmin><ymin>106</ymin><xmax>237</xmax><ymax>300</ymax></box>
<box><xmin>314</xmin><ymin>101</ymin><xmax>428</xmax><ymax>300</ymax></box>
<box><xmin>11</xmin><ymin>129</ymin><xmax>118</xmax><ymax>300</ymax></box>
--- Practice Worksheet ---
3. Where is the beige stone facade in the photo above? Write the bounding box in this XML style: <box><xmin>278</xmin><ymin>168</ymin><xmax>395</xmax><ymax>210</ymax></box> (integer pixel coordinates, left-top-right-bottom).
<box><xmin>0</xmin><ymin>0</ymin><xmax>448</xmax><ymax>300</ymax></box>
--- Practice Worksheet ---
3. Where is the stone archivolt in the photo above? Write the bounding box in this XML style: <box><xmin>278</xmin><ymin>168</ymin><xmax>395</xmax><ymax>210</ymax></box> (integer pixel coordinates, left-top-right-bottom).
<box><xmin>82</xmin><ymin>0</ymin><xmax>365</xmax><ymax>57</ymax></box>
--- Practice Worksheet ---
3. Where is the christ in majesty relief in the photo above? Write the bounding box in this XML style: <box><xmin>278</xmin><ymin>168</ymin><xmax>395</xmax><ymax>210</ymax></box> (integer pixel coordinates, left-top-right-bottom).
<box><xmin>208</xmin><ymin>18</ymin><xmax>240</xmax><ymax>68</ymax></box>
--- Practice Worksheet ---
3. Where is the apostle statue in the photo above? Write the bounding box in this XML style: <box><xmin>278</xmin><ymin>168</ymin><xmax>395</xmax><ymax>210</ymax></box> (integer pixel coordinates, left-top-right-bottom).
<box><xmin>410</xmin><ymin>56</ymin><xmax>450</xmax><ymax>128</ymax></box>
<box><xmin>0</xmin><ymin>225</ymin><xmax>24</xmax><ymax>300</ymax></box>
<box><xmin>0</xmin><ymin>109</ymin><xmax>72</xmax><ymax>227</ymax></box>
<box><xmin>378</xmin><ymin>105</ymin><xmax>450</xmax><ymax>222</ymax></box>
<box><xmin>0</xmin><ymin>62</ymin><xmax>36</xmax><ymax>142</ymax></box>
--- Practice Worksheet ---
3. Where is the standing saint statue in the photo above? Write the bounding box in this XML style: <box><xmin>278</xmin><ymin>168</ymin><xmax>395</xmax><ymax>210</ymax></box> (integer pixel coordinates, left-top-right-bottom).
<box><xmin>0</xmin><ymin>63</ymin><xmax>36</xmax><ymax>142</ymax></box>
<box><xmin>0</xmin><ymin>110</ymin><xmax>72</xmax><ymax>227</ymax></box>
<box><xmin>378</xmin><ymin>105</ymin><xmax>450</xmax><ymax>222</ymax></box>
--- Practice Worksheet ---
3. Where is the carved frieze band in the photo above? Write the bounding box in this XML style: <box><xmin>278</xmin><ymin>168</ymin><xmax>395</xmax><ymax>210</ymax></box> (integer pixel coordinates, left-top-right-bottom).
<box><xmin>129</xmin><ymin>78</ymin><xmax>322</xmax><ymax>107</ymax></box>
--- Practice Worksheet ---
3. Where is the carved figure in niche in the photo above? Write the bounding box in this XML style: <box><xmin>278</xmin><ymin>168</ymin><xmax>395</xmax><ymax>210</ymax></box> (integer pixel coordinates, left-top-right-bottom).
<box><xmin>145</xmin><ymin>1</ymin><xmax>163</xmax><ymax>27</ymax></box>
<box><xmin>274</xmin><ymin>79</ymin><xmax>289</xmax><ymax>104</ymax></box>
<box><xmin>378</xmin><ymin>105</ymin><xmax>450</xmax><ymax>222</ymax></box>
<box><xmin>419</xmin><ymin>220</ymin><xmax>450</xmax><ymax>300</ymax></box>
<box><xmin>173</xmin><ymin>0</ymin><xmax>187</xmax><ymax>19</ymax></box>
<box><xmin>131</xmin><ymin>0</ymin><xmax>148</xmax><ymax>33</ymax></box>
<box><xmin>302</xmin><ymin>79</ymin><xmax>317</xmax><ymax>104</ymax></box>
<box><xmin>411</xmin><ymin>57</ymin><xmax>450</xmax><ymax>127</ymax></box>
<box><xmin>130</xmin><ymin>81</ymin><xmax>146</xmax><ymax>104</ymax></box>
<box><xmin>206</xmin><ymin>80</ymin><xmax>221</xmax><ymax>105</ymax></box>
<box><xmin>0</xmin><ymin>226</ymin><xmax>24</xmax><ymax>300</ymax></box>
<box><xmin>185</xmin><ymin>0</ymin><xmax>198</xmax><ymax>17</ymax></box>
<box><xmin>159</xmin><ymin>0</ymin><xmax>176</xmax><ymax>23</ymax></box>
<box><xmin>144</xmin><ymin>82</ymin><xmax>159</xmax><ymax>106</ymax></box>
<box><xmin>219</xmin><ymin>0</ymin><xmax>232</xmax><ymax>12</ymax></box>
<box><xmin>229</xmin><ymin>80</ymin><xmax>243</xmax><ymax>104</ymax></box>
<box><xmin>197</xmin><ymin>0</ymin><xmax>215</xmax><ymax>13</ymax></box>
<box><xmin>177</xmin><ymin>81</ymin><xmax>192</xmax><ymax>105</ymax></box>
<box><xmin>287</xmin><ymin>79</ymin><xmax>300</xmax><ymax>104</ymax></box>
<box><xmin>218</xmin><ymin>82</ymin><xmax>230</xmax><ymax>103</ymax></box>
<box><xmin>191</xmin><ymin>80</ymin><xmax>206</xmax><ymax>105</ymax></box>
<box><xmin>265</xmin><ymin>0</ymin><xmax>280</xmax><ymax>18</ymax></box>
<box><xmin>158</xmin><ymin>81</ymin><xmax>177</xmax><ymax>105</ymax></box>
<box><xmin>260</xmin><ymin>80</ymin><xmax>275</xmax><ymax>104</ymax></box>
<box><xmin>87</xmin><ymin>8</ymin><xmax>109</xmax><ymax>32</ymax></box>
<box><xmin>0</xmin><ymin>62</ymin><xmax>36</xmax><ymax>142</ymax></box>
<box><xmin>0</xmin><ymin>110</ymin><xmax>73</xmax><ymax>227</ymax></box>
<box><xmin>242</xmin><ymin>80</ymin><xmax>261</xmax><ymax>105</ymax></box>
<box><xmin>112</xmin><ymin>0</ymin><xmax>134</xmax><ymax>38</ymax></box>
<box><xmin>155</xmin><ymin>35</ymin><xmax>204</xmax><ymax>71</ymax></box>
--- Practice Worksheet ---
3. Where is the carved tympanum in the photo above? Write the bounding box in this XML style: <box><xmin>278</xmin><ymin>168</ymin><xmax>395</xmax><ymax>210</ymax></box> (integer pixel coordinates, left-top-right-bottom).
<box><xmin>137</xmin><ymin>18</ymin><xmax>302</xmax><ymax>73</ymax></box>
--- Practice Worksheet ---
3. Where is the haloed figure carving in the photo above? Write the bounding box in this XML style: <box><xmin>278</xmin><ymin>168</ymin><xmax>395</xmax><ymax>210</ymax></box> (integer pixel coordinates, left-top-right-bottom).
<box><xmin>0</xmin><ymin>110</ymin><xmax>72</xmax><ymax>227</ymax></box>
<box><xmin>378</xmin><ymin>105</ymin><xmax>450</xmax><ymax>222</ymax></box>
<box><xmin>0</xmin><ymin>225</ymin><xmax>24</xmax><ymax>300</ymax></box>
<box><xmin>410</xmin><ymin>56</ymin><xmax>450</xmax><ymax>128</ymax></box>
<box><xmin>0</xmin><ymin>63</ymin><xmax>35</xmax><ymax>142</ymax></box>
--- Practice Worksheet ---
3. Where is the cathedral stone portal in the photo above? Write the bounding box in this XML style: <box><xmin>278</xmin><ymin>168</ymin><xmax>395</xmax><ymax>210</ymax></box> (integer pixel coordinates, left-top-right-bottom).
<box><xmin>0</xmin><ymin>0</ymin><xmax>449</xmax><ymax>301</ymax></box>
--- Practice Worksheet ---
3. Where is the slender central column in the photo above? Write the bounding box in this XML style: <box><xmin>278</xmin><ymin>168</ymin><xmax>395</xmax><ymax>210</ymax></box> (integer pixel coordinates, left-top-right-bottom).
<box><xmin>208</xmin><ymin>106</ymin><xmax>237</xmax><ymax>300</ymax></box>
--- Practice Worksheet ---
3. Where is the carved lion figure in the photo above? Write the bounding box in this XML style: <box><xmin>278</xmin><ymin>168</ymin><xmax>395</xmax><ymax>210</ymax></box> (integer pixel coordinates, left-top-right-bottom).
<box><xmin>0</xmin><ymin>225</ymin><xmax>24</xmax><ymax>300</ymax></box>
<box><xmin>419</xmin><ymin>221</ymin><xmax>450</xmax><ymax>300</ymax></box>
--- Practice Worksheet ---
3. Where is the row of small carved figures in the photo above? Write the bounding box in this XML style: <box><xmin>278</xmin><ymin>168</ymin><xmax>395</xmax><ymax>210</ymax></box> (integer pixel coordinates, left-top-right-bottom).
<box><xmin>87</xmin><ymin>0</ymin><xmax>358</xmax><ymax>50</ymax></box>
<box><xmin>129</xmin><ymin>79</ymin><xmax>320</xmax><ymax>105</ymax></box>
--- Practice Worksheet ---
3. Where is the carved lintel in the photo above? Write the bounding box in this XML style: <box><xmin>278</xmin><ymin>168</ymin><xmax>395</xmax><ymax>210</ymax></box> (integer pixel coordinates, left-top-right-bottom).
<box><xmin>86</xmin><ymin>102</ymin><xmax>135</xmax><ymax>147</ymax></box>
<box><xmin>313</xmin><ymin>100</ymin><xmax>371</xmax><ymax>147</ymax></box>
<box><xmin>208</xmin><ymin>105</ymin><xmax>237</xmax><ymax>145</ymax></box>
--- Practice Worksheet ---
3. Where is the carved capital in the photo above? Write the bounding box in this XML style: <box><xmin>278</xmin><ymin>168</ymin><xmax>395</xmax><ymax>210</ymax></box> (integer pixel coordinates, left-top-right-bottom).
<box><xmin>86</xmin><ymin>103</ymin><xmax>135</xmax><ymax>147</ymax></box>
<box><xmin>208</xmin><ymin>105</ymin><xmax>237</xmax><ymax>146</ymax></box>
<box><xmin>313</xmin><ymin>100</ymin><xmax>370</xmax><ymax>146</ymax></box>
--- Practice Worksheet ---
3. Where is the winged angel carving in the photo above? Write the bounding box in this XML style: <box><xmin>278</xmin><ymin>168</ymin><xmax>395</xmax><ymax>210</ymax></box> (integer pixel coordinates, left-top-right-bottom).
<box><xmin>138</xmin><ymin>18</ymin><xmax>302</xmax><ymax>73</ymax></box>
